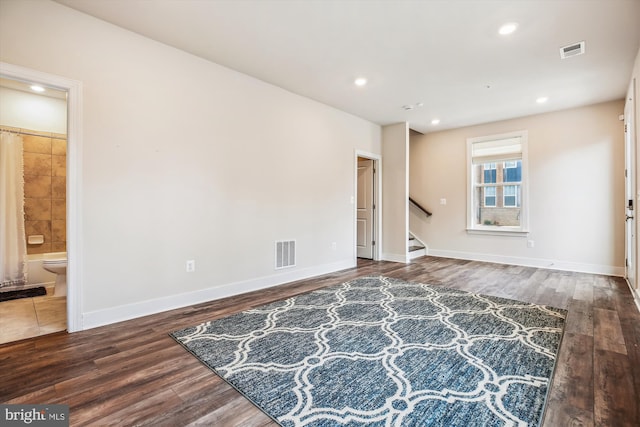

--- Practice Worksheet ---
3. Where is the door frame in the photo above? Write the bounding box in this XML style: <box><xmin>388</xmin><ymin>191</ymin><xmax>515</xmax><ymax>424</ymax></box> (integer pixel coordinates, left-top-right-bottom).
<box><xmin>625</xmin><ymin>79</ymin><xmax>637</xmax><ymax>295</ymax></box>
<box><xmin>628</xmin><ymin>77</ymin><xmax>640</xmax><ymax>312</ymax></box>
<box><xmin>355</xmin><ymin>150</ymin><xmax>381</xmax><ymax>261</ymax></box>
<box><xmin>1</xmin><ymin>62</ymin><xmax>83</xmax><ymax>332</ymax></box>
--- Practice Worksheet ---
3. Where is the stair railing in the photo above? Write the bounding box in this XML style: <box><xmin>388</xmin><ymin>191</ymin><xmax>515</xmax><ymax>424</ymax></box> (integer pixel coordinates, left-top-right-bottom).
<box><xmin>409</xmin><ymin>197</ymin><xmax>432</xmax><ymax>217</ymax></box>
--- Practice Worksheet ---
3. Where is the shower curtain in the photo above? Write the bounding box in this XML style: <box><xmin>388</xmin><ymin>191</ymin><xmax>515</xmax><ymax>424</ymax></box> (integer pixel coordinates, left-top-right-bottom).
<box><xmin>0</xmin><ymin>131</ymin><xmax>27</xmax><ymax>291</ymax></box>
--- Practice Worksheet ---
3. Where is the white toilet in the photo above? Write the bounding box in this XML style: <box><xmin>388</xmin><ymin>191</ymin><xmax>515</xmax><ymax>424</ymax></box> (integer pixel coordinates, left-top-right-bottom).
<box><xmin>42</xmin><ymin>258</ymin><xmax>67</xmax><ymax>296</ymax></box>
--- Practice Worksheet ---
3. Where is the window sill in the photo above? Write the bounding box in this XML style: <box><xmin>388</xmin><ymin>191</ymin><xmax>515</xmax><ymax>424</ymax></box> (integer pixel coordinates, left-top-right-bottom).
<box><xmin>466</xmin><ymin>227</ymin><xmax>529</xmax><ymax>237</ymax></box>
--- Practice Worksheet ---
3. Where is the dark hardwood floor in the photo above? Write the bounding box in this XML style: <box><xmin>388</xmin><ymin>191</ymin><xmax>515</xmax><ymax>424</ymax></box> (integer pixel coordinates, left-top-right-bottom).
<box><xmin>1</xmin><ymin>256</ymin><xmax>639</xmax><ymax>426</ymax></box>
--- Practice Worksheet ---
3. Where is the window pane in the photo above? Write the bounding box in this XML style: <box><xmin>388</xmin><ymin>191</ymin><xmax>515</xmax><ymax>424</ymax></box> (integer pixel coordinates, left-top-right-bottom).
<box><xmin>483</xmin><ymin>163</ymin><xmax>496</xmax><ymax>183</ymax></box>
<box><xmin>484</xmin><ymin>186</ymin><xmax>496</xmax><ymax>207</ymax></box>
<box><xmin>504</xmin><ymin>185</ymin><xmax>519</xmax><ymax>207</ymax></box>
<box><xmin>504</xmin><ymin>160</ymin><xmax>521</xmax><ymax>182</ymax></box>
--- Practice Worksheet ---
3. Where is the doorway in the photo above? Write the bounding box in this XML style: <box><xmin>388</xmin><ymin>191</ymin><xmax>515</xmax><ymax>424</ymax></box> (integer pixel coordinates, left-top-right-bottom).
<box><xmin>356</xmin><ymin>153</ymin><xmax>380</xmax><ymax>260</ymax></box>
<box><xmin>626</xmin><ymin>78</ymin><xmax>638</xmax><ymax>294</ymax></box>
<box><xmin>0</xmin><ymin>79</ymin><xmax>67</xmax><ymax>343</ymax></box>
<box><xmin>1</xmin><ymin>62</ymin><xmax>82</xmax><ymax>333</ymax></box>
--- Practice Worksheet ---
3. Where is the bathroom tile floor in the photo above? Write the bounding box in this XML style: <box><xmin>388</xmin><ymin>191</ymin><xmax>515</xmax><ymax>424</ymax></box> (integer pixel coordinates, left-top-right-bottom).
<box><xmin>0</xmin><ymin>286</ymin><xmax>66</xmax><ymax>344</ymax></box>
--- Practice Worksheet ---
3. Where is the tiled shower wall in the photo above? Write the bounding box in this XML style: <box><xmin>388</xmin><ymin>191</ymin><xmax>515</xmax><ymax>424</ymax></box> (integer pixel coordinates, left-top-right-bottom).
<box><xmin>2</xmin><ymin>126</ymin><xmax>67</xmax><ymax>255</ymax></box>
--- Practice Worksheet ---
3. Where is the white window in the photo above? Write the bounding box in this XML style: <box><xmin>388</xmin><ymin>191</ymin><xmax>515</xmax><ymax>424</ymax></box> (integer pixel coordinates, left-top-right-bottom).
<box><xmin>483</xmin><ymin>163</ymin><xmax>497</xmax><ymax>183</ymax></box>
<box><xmin>484</xmin><ymin>186</ymin><xmax>497</xmax><ymax>207</ymax></box>
<box><xmin>467</xmin><ymin>131</ymin><xmax>529</xmax><ymax>234</ymax></box>
<box><xmin>503</xmin><ymin>185</ymin><xmax>519</xmax><ymax>207</ymax></box>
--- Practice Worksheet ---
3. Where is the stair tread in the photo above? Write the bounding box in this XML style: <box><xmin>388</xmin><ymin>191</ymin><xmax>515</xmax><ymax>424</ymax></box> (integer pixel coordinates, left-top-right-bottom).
<box><xmin>409</xmin><ymin>245</ymin><xmax>425</xmax><ymax>252</ymax></box>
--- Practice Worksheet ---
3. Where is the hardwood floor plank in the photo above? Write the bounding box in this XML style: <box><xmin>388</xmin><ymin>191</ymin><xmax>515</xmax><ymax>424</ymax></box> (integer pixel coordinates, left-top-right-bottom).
<box><xmin>183</xmin><ymin>390</ymin><xmax>273</xmax><ymax>427</ymax></box>
<box><xmin>0</xmin><ymin>256</ymin><xmax>638</xmax><ymax>426</ymax></box>
<box><xmin>543</xmin><ymin>398</ymin><xmax>594</xmax><ymax>427</ymax></box>
<box><xmin>69</xmin><ymin>360</ymin><xmax>205</xmax><ymax>425</ymax></box>
<box><xmin>594</xmin><ymin>349</ymin><xmax>636</xmax><ymax>427</ymax></box>
<box><xmin>563</xmin><ymin>299</ymin><xmax>594</xmax><ymax>336</ymax></box>
<box><xmin>546</xmin><ymin>332</ymin><xmax>594</xmax><ymax>411</ymax></box>
<box><xmin>573</xmin><ymin>278</ymin><xmax>595</xmax><ymax>303</ymax></box>
<box><xmin>89</xmin><ymin>388</ymin><xmax>183</xmax><ymax>427</ymax></box>
<box><xmin>593</xmin><ymin>308</ymin><xmax>627</xmax><ymax>354</ymax></box>
<box><xmin>593</xmin><ymin>286</ymin><xmax>617</xmax><ymax>311</ymax></box>
<box><xmin>65</xmin><ymin>355</ymin><xmax>200</xmax><ymax>407</ymax></box>
<box><xmin>612</xmin><ymin>279</ymin><xmax>640</xmax><ymax>423</ymax></box>
<box><xmin>6</xmin><ymin>386</ymin><xmax>58</xmax><ymax>405</ymax></box>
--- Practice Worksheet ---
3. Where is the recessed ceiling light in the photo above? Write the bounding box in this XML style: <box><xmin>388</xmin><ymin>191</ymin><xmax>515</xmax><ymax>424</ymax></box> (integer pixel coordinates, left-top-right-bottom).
<box><xmin>431</xmin><ymin>119</ymin><xmax>441</xmax><ymax>125</ymax></box>
<box><xmin>30</xmin><ymin>85</ymin><xmax>45</xmax><ymax>93</ymax></box>
<box><xmin>498</xmin><ymin>23</ymin><xmax>518</xmax><ymax>35</ymax></box>
<box><xmin>536</xmin><ymin>96</ymin><xmax>548</xmax><ymax>104</ymax></box>
<box><xmin>354</xmin><ymin>77</ymin><xmax>367</xmax><ymax>87</ymax></box>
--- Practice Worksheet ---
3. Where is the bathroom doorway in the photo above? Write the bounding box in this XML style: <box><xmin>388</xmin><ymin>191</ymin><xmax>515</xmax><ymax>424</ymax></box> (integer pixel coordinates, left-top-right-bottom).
<box><xmin>0</xmin><ymin>78</ymin><xmax>67</xmax><ymax>343</ymax></box>
<box><xmin>0</xmin><ymin>62</ymin><xmax>83</xmax><ymax>338</ymax></box>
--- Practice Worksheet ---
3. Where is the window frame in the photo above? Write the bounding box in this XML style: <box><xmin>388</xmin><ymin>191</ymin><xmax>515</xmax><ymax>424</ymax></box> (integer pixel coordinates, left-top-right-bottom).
<box><xmin>503</xmin><ymin>185</ymin><xmax>519</xmax><ymax>207</ymax></box>
<box><xmin>466</xmin><ymin>130</ymin><xmax>529</xmax><ymax>236</ymax></box>
<box><xmin>483</xmin><ymin>162</ymin><xmax>497</xmax><ymax>184</ymax></box>
<box><xmin>503</xmin><ymin>160</ymin><xmax>521</xmax><ymax>183</ymax></box>
<box><xmin>484</xmin><ymin>186</ymin><xmax>497</xmax><ymax>207</ymax></box>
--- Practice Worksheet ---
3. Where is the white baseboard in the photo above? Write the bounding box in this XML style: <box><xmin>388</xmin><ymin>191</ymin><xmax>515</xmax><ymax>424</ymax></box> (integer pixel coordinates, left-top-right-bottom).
<box><xmin>409</xmin><ymin>248</ymin><xmax>427</xmax><ymax>260</ymax></box>
<box><xmin>428</xmin><ymin>249</ymin><xmax>625</xmax><ymax>277</ymax></box>
<box><xmin>382</xmin><ymin>253</ymin><xmax>410</xmax><ymax>263</ymax></box>
<box><xmin>82</xmin><ymin>259</ymin><xmax>355</xmax><ymax>330</ymax></box>
<box><xmin>625</xmin><ymin>279</ymin><xmax>640</xmax><ymax>313</ymax></box>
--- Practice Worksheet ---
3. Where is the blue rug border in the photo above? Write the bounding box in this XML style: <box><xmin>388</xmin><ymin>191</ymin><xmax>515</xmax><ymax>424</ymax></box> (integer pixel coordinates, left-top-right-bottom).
<box><xmin>169</xmin><ymin>275</ymin><xmax>568</xmax><ymax>426</ymax></box>
<box><xmin>169</xmin><ymin>324</ymin><xmax>284</xmax><ymax>425</ymax></box>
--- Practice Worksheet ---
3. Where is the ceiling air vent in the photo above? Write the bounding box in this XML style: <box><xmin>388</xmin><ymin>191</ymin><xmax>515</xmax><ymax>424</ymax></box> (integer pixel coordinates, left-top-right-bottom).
<box><xmin>560</xmin><ymin>41</ymin><xmax>585</xmax><ymax>59</ymax></box>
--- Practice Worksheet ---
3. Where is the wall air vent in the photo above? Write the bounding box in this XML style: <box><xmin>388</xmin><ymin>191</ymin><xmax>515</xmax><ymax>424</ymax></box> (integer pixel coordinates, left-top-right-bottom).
<box><xmin>559</xmin><ymin>41</ymin><xmax>585</xmax><ymax>59</ymax></box>
<box><xmin>275</xmin><ymin>240</ymin><xmax>296</xmax><ymax>269</ymax></box>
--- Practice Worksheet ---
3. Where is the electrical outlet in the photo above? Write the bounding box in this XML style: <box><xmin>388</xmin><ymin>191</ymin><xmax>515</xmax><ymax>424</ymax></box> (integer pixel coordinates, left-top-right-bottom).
<box><xmin>440</xmin><ymin>198</ymin><xmax>447</xmax><ymax>205</ymax></box>
<box><xmin>527</xmin><ymin>240</ymin><xmax>535</xmax><ymax>248</ymax></box>
<box><xmin>186</xmin><ymin>260</ymin><xmax>195</xmax><ymax>272</ymax></box>
<box><xmin>331</xmin><ymin>242</ymin><xmax>337</xmax><ymax>250</ymax></box>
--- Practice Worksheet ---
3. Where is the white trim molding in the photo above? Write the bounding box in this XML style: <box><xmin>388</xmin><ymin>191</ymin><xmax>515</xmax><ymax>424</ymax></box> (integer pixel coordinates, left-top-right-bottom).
<box><xmin>625</xmin><ymin>278</ymin><xmax>640</xmax><ymax>313</ymax></box>
<box><xmin>0</xmin><ymin>62</ymin><xmax>84</xmax><ymax>332</ymax></box>
<box><xmin>382</xmin><ymin>253</ymin><xmax>410</xmax><ymax>264</ymax></box>
<box><xmin>82</xmin><ymin>259</ymin><xmax>355</xmax><ymax>330</ymax></box>
<box><xmin>428</xmin><ymin>248</ymin><xmax>625</xmax><ymax>277</ymax></box>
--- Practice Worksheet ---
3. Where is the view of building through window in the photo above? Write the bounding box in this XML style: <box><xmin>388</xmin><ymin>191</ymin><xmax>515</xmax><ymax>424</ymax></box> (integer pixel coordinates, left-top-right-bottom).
<box><xmin>467</xmin><ymin>130</ymin><xmax>527</xmax><ymax>232</ymax></box>
<box><xmin>474</xmin><ymin>160</ymin><xmax>522</xmax><ymax>226</ymax></box>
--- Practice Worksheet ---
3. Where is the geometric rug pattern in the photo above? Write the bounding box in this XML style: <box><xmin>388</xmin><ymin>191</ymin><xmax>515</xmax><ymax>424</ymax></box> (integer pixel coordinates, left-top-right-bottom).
<box><xmin>171</xmin><ymin>276</ymin><xmax>566</xmax><ymax>426</ymax></box>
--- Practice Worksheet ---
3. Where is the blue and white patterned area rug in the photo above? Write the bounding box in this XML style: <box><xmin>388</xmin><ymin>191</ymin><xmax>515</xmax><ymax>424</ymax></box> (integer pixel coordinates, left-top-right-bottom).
<box><xmin>171</xmin><ymin>276</ymin><xmax>566</xmax><ymax>426</ymax></box>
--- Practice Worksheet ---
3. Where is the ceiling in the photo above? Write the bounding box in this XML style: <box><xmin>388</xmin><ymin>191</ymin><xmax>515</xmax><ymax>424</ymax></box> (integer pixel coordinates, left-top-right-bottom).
<box><xmin>0</xmin><ymin>78</ymin><xmax>67</xmax><ymax>100</ymax></box>
<box><xmin>55</xmin><ymin>0</ymin><xmax>640</xmax><ymax>134</ymax></box>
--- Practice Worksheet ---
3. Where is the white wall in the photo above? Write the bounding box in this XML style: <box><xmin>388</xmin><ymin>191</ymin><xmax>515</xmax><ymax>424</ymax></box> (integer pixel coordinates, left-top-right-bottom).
<box><xmin>0</xmin><ymin>0</ymin><xmax>381</xmax><ymax>328</ymax></box>
<box><xmin>410</xmin><ymin>100</ymin><xmax>625</xmax><ymax>275</ymax></box>
<box><xmin>382</xmin><ymin>122</ymin><xmax>409</xmax><ymax>262</ymax></box>
<box><xmin>0</xmin><ymin>87</ymin><xmax>67</xmax><ymax>134</ymax></box>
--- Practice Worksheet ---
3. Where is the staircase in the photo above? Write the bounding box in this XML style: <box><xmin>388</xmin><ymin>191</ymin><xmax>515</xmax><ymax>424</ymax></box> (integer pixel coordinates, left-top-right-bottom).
<box><xmin>408</xmin><ymin>233</ymin><xmax>426</xmax><ymax>259</ymax></box>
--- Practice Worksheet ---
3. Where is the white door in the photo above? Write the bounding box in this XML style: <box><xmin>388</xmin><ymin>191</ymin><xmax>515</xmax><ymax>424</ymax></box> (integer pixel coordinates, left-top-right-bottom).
<box><xmin>357</xmin><ymin>158</ymin><xmax>374</xmax><ymax>259</ymax></box>
<box><xmin>625</xmin><ymin>79</ymin><xmax>637</xmax><ymax>291</ymax></box>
